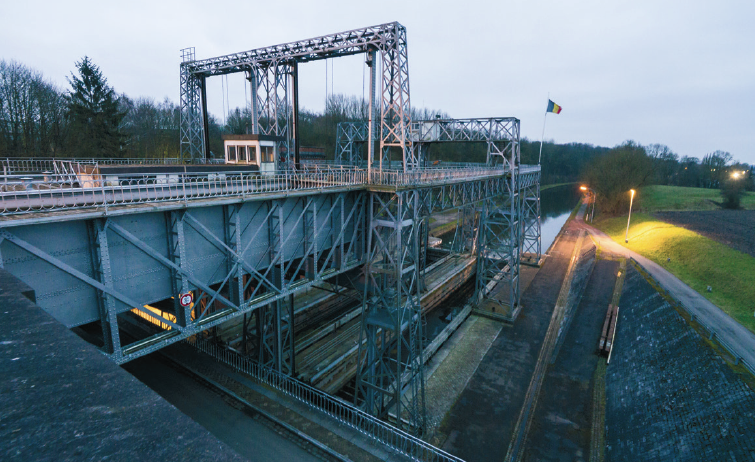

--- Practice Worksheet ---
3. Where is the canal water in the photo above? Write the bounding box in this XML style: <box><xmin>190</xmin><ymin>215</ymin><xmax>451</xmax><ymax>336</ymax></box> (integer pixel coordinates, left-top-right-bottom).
<box><xmin>540</xmin><ymin>184</ymin><xmax>581</xmax><ymax>253</ymax></box>
<box><xmin>425</xmin><ymin>184</ymin><xmax>580</xmax><ymax>339</ymax></box>
<box><xmin>437</xmin><ymin>183</ymin><xmax>581</xmax><ymax>253</ymax></box>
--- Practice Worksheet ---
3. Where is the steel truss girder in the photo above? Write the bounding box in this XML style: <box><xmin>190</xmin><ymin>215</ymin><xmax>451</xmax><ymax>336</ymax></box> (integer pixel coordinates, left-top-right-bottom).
<box><xmin>475</xmin><ymin>165</ymin><xmax>522</xmax><ymax>311</ymax></box>
<box><xmin>181</xmin><ymin>22</ymin><xmax>413</xmax><ymax>170</ymax></box>
<box><xmin>335</xmin><ymin>122</ymin><xmax>369</xmax><ymax>165</ymax></box>
<box><xmin>451</xmin><ymin>204</ymin><xmax>478</xmax><ymax>254</ymax></box>
<box><xmin>411</xmin><ymin>175</ymin><xmax>508</xmax><ymax>216</ymax></box>
<box><xmin>0</xmin><ymin>192</ymin><xmax>365</xmax><ymax>365</ymax></box>
<box><xmin>355</xmin><ymin>190</ymin><xmax>425</xmax><ymax>435</ymax></box>
<box><xmin>252</xmin><ymin>63</ymin><xmax>292</xmax><ymax>168</ymax></box>
<box><xmin>336</xmin><ymin>117</ymin><xmax>520</xmax><ymax>167</ymax></box>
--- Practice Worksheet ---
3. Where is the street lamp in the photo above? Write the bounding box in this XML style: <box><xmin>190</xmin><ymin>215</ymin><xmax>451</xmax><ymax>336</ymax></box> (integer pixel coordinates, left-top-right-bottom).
<box><xmin>580</xmin><ymin>185</ymin><xmax>596</xmax><ymax>222</ymax></box>
<box><xmin>625</xmin><ymin>189</ymin><xmax>635</xmax><ymax>243</ymax></box>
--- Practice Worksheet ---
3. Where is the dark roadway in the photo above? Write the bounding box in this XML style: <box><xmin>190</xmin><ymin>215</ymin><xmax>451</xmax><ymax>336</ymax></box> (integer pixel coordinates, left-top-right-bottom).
<box><xmin>438</xmin><ymin>222</ymin><xmax>579</xmax><ymax>460</ymax></box>
<box><xmin>523</xmin><ymin>258</ymin><xmax>618</xmax><ymax>461</ymax></box>
<box><xmin>123</xmin><ymin>353</ymin><xmax>322</xmax><ymax>462</ymax></box>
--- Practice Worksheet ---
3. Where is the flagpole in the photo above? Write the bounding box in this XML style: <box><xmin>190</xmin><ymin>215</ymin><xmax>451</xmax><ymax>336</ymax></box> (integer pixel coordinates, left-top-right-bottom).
<box><xmin>539</xmin><ymin>93</ymin><xmax>549</xmax><ymax>165</ymax></box>
<box><xmin>538</xmin><ymin>110</ymin><xmax>548</xmax><ymax>165</ymax></box>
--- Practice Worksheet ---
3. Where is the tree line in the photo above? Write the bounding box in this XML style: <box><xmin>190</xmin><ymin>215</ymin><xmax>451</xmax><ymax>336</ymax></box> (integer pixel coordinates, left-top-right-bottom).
<box><xmin>1</xmin><ymin>58</ymin><xmax>187</xmax><ymax>159</ymax></box>
<box><xmin>583</xmin><ymin>142</ymin><xmax>753</xmax><ymax>212</ymax></box>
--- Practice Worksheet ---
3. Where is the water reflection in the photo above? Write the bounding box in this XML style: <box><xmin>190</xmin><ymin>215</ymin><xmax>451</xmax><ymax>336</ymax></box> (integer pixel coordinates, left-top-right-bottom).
<box><xmin>434</xmin><ymin>184</ymin><xmax>581</xmax><ymax>253</ymax></box>
<box><xmin>541</xmin><ymin>185</ymin><xmax>581</xmax><ymax>252</ymax></box>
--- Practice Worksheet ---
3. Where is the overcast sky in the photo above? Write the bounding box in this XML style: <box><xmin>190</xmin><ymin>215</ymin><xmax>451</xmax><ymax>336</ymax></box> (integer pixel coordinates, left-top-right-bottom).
<box><xmin>3</xmin><ymin>0</ymin><xmax>754</xmax><ymax>164</ymax></box>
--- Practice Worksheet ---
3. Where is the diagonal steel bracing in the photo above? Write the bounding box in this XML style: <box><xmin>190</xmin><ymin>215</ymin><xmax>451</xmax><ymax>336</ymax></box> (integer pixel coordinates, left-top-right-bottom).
<box><xmin>0</xmin><ymin>192</ymin><xmax>366</xmax><ymax>364</ymax></box>
<box><xmin>520</xmin><ymin>170</ymin><xmax>541</xmax><ymax>261</ymax></box>
<box><xmin>355</xmin><ymin>190</ymin><xmax>425</xmax><ymax>434</ymax></box>
<box><xmin>336</xmin><ymin>117</ymin><xmax>521</xmax><ymax>167</ymax></box>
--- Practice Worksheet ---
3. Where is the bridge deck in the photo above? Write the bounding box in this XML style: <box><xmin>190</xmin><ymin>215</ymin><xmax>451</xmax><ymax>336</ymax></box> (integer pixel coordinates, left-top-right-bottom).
<box><xmin>0</xmin><ymin>163</ymin><xmax>539</xmax><ymax>221</ymax></box>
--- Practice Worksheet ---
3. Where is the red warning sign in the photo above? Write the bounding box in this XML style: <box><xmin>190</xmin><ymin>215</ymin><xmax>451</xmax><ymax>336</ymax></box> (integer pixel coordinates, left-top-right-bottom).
<box><xmin>179</xmin><ymin>293</ymin><xmax>194</xmax><ymax>307</ymax></box>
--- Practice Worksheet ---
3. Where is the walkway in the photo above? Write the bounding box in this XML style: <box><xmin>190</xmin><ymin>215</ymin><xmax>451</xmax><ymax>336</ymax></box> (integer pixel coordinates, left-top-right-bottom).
<box><xmin>437</xmin><ymin>218</ymin><xmax>579</xmax><ymax>460</ymax></box>
<box><xmin>572</xmin><ymin>203</ymin><xmax>755</xmax><ymax>373</ymax></box>
<box><xmin>0</xmin><ymin>269</ymin><xmax>243</xmax><ymax>462</ymax></box>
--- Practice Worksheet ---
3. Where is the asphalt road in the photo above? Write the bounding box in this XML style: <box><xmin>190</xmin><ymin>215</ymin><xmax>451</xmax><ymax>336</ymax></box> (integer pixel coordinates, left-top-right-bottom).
<box><xmin>523</xmin><ymin>259</ymin><xmax>618</xmax><ymax>462</ymax></box>
<box><xmin>438</xmin><ymin>221</ymin><xmax>578</xmax><ymax>460</ymax></box>
<box><xmin>573</xmin><ymin>202</ymin><xmax>755</xmax><ymax>372</ymax></box>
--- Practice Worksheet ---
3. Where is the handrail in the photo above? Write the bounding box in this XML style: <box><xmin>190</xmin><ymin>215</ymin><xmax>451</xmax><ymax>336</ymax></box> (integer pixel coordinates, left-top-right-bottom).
<box><xmin>188</xmin><ymin>337</ymin><xmax>465</xmax><ymax>462</ymax></box>
<box><xmin>0</xmin><ymin>161</ymin><xmax>541</xmax><ymax>216</ymax></box>
<box><xmin>0</xmin><ymin>157</ymin><xmax>223</xmax><ymax>173</ymax></box>
<box><xmin>0</xmin><ymin>170</ymin><xmax>366</xmax><ymax>215</ymax></box>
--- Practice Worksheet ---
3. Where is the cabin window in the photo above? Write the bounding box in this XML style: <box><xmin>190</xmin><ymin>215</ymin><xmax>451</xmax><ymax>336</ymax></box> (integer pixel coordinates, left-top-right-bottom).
<box><xmin>248</xmin><ymin>146</ymin><xmax>257</xmax><ymax>163</ymax></box>
<box><xmin>238</xmin><ymin>146</ymin><xmax>247</xmax><ymax>163</ymax></box>
<box><xmin>261</xmin><ymin>146</ymin><xmax>275</xmax><ymax>163</ymax></box>
<box><xmin>227</xmin><ymin>145</ymin><xmax>236</xmax><ymax>162</ymax></box>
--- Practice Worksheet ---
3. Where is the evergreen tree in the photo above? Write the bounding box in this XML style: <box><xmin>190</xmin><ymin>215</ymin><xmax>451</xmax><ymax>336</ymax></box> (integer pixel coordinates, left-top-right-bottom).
<box><xmin>65</xmin><ymin>57</ymin><xmax>125</xmax><ymax>157</ymax></box>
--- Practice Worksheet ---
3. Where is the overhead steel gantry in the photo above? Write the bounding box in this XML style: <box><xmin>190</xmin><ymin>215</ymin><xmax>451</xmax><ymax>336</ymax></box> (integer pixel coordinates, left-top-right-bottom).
<box><xmin>180</xmin><ymin>21</ymin><xmax>416</xmax><ymax>170</ymax></box>
<box><xmin>335</xmin><ymin>117</ymin><xmax>542</xmax><ymax>300</ymax></box>
<box><xmin>336</xmin><ymin>117</ymin><xmax>522</xmax><ymax>167</ymax></box>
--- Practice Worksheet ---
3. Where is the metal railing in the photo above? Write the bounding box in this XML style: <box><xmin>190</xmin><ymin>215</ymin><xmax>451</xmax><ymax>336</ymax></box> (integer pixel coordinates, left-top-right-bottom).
<box><xmin>0</xmin><ymin>169</ymin><xmax>366</xmax><ymax>215</ymax></box>
<box><xmin>0</xmin><ymin>158</ymin><xmax>541</xmax><ymax>216</ymax></box>
<box><xmin>369</xmin><ymin>166</ymin><xmax>508</xmax><ymax>186</ymax></box>
<box><xmin>0</xmin><ymin>157</ymin><xmax>224</xmax><ymax>174</ymax></box>
<box><xmin>188</xmin><ymin>337</ymin><xmax>464</xmax><ymax>462</ymax></box>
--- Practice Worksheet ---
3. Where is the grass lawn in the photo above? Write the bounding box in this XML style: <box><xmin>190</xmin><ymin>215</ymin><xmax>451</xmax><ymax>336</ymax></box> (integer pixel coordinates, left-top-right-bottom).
<box><xmin>593</xmin><ymin>212</ymin><xmax>755</xmax><ymax>333</ymax></box>
<box><xmin>638</xmin><ymin>185</ymin><xmax>755</xmax><ymax>212</ymax></box>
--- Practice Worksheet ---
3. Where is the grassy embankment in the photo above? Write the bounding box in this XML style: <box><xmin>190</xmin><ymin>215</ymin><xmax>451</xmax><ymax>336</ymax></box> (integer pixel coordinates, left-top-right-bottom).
<box><xmin>593</xmin><ymin>211</ymin><xmax>755</xmax><ymax>333</ymax></box>
<box><xmin>638</xmin><ymin>185</ymin><xmax>755</xmax><ymax>211</ymax></box>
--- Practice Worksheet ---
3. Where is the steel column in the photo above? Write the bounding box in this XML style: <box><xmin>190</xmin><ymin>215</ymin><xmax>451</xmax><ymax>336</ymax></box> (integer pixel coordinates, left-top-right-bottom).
<box><xmin>355</xmin><ymin>190</ymin><xmax>426</xmax><ymax>435</ymax></box>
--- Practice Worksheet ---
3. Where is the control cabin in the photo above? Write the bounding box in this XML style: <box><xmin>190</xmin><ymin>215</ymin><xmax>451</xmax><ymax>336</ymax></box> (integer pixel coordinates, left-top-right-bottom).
<box><xmin>223</xmin><ymin>134</ymin><xmax>280</xmax><ymax>175</ymax></box>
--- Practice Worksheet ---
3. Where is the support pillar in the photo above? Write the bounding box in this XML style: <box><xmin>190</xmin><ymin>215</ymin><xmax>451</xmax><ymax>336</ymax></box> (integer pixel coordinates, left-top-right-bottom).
<box><xmin>355</xmin><ymin>190</ymin><xmax>426</xmax><ymax>435</ymax></box>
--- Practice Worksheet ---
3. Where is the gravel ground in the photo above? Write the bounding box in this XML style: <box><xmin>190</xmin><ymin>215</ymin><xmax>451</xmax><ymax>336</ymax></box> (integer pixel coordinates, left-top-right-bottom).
<box><xmin>606</xmin><ymin>266</ymin><xmax>755</xmax><ymax>461</ymax></box>
<box><xmin>654</xmin><ymin>210</ymin><xmax>755</xmax><ymax>258</ymax></box>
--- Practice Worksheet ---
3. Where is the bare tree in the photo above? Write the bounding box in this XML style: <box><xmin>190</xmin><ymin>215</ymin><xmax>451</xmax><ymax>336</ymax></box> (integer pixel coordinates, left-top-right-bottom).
<box><xmin>0</xmin><ymin>60</ymin><xmax>66</xmax><ymax>157</ymax></box>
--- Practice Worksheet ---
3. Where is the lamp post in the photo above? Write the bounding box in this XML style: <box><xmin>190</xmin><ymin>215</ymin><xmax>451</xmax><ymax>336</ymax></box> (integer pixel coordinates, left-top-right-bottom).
<box><xmin>625</xmin><ymin>189</ymin><xmax>635</xmax><ymax>243</ymax></box>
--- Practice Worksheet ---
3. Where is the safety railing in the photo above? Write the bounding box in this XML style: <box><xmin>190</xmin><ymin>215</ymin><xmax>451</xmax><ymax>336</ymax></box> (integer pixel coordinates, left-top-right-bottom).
<box><xmin>188</xmin><ymin>337</ymin><xmax>464</xmax><ymax>462</ymax></box>
<box><xmin>0</xmin><ymin>169</ymin><xmax>366</xmax><ymax>215</ymax></box>
<box><xmin>293</xmin><ymin>162</ymin><xmax>364</xmax><ymax>175</ymax></box>
<box><xmin>0</xmin><ymin>157</ymin><xmax>224</xmax><ymax>174</ymax></box>
<box><xmin>369</xmin><ymin>166</ymin><xmax>508</xmax><ymax>187</ymax></box>
<box><xmin>0</xmin><ymin>160</ymin><xmax>540</xmax><ymax>216</ymax></box>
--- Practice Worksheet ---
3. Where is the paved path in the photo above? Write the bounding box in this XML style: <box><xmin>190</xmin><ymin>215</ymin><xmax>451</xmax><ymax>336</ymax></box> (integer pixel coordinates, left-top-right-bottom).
<box><xmin>572</xmin><ymin>202</ymin><xmax>755</xmax><ymax>371</ymax></box>
<box><xmin>523</xmin><ymin>258</ymin><xmax>619</xmax><ymax>462</ymax></box>
<box><xmin>438</xmin><ymin>222</ymin><xmax>579</xmax><ymax>460</ymax></box>
<box><xmin>123</xmin><ymin>353</ymin><xmax>323</xmax><ymax>462</ymax></box>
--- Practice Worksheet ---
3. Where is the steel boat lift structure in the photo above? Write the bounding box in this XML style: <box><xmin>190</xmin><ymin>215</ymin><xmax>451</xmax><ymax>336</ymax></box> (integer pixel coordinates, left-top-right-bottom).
<box><xmin>0</xmin><ymin>22</ymin><xmax>540</xmax><ymax>442</ymax></box>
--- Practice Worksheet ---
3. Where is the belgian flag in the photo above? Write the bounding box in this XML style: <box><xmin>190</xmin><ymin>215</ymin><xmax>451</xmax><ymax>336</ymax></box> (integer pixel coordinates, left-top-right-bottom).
<box><xmin>547</xmin><ymin>99</ymin><xmax>562</xmax><ymax>114</ymax></box>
